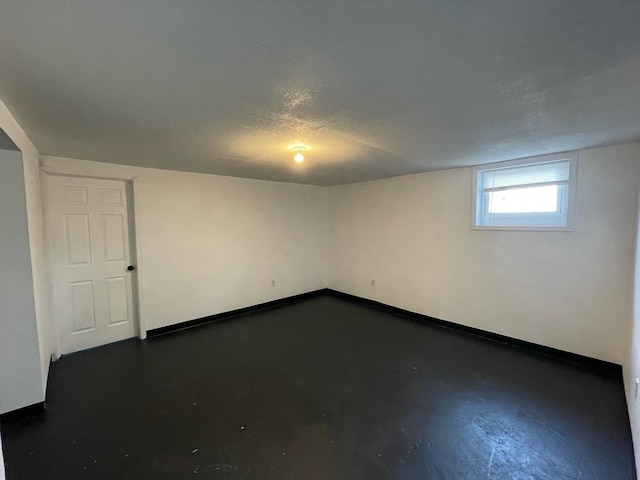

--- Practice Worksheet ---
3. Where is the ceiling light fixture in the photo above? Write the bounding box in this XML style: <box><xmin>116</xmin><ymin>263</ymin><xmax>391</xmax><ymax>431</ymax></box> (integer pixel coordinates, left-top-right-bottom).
<box><xmin>293</xmin><ymin>146</ymin><xmax>305</xmax><ymax>164</ymax></box>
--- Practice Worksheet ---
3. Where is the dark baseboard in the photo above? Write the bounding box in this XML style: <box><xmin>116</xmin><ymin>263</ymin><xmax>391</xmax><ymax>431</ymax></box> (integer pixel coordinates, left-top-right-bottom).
<box><xmin>0</xmin><ymin>401</ymin><xmax>46</xmax><ymax>424</ymax></box>
<box><xmin>147</xmin><ymin>289</ymin><xmax>329</xmax><ymax>337</ymax></box>
<box><xmin>326</xmin><ymin>289</ymin><xmax>622</xmax><ymax>375</ymax></box>
<box><xmin>146</xmin><ymin>286</ymin><xmax>620</xmax><ymax>375</ymax></box>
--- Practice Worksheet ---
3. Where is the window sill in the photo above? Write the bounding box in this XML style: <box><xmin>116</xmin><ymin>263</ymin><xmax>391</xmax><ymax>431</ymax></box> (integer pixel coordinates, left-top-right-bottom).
<box><xmin>471</xmin><ymin>225</ymin><xmax>575</xmax><ymax>232</ymax></box>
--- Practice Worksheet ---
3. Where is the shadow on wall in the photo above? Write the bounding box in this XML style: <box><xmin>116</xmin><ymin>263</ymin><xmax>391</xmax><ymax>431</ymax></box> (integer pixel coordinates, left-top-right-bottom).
<box><xmin>0</xmin><ymin>128</ymin><xmax>19</xmax><ymax>151</ymax></box>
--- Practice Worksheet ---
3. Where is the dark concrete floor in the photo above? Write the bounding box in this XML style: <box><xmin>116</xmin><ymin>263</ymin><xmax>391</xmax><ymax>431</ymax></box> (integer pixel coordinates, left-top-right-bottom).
<box><xmin>1</xmin><ymin>295</ymin><xmax>636</xmax><ymax>479</ymax></box>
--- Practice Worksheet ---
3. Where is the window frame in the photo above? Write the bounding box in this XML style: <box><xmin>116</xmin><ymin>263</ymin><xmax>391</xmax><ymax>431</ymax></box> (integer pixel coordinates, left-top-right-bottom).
<box><xmin>471</xmin><ymin>153</ymin><xmax>578</xmax><ymax>232</ymax></box>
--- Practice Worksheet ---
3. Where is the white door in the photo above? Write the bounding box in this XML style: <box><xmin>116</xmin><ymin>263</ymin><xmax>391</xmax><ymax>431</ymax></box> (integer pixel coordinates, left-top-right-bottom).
<box><xmin>47</xmin><ymin>175</ymin><xmax>138</xmax><ymax>354</ymax></box>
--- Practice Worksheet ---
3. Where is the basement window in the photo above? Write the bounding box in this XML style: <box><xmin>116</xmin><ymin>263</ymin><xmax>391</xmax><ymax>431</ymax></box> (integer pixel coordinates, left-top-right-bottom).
<box><xmin>472</xmin><ymin>154</ymin><xmax>577</xmax><ymax>231</ymax></box>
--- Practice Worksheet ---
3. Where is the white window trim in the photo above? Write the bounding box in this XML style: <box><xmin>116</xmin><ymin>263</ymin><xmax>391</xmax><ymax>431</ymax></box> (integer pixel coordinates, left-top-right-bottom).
<box><xmin>471</xmin><ymin>152</ymin><xmax>578</xmax><ymax>232</ymax></box>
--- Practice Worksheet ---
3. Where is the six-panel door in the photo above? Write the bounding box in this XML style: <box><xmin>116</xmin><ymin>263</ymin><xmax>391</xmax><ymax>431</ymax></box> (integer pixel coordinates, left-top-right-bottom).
<box><xmin>47</xmin><ymin>176</ymin><xmax>137</xmax><ymax>354</ymax></box>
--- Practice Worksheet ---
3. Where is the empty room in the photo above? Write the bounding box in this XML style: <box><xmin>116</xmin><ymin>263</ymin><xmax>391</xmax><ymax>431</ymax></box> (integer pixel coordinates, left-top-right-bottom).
<box><xmin>2</xmin><ymin>1</ymin><xmax>640</xmax><ymax>479</ymax></box>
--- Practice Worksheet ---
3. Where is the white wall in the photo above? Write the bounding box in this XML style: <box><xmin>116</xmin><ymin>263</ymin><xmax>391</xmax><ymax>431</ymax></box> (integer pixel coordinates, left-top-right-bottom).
<box><xmin>22</xmin><ymin>146</ymin><xmax>51</xmax><ymax>386</ymax></box>
<box><xmin>626</xmin><ymin>173</ymin><xmax>640</xmax><ymax>475</ymax></box>
<box><xmin>0</xmin><ymin>434</ymin><xmax>4</xmax><ymax>480</ymax></box>
<box><xmin>2</xmin><ymin>132</ymin><xmax>639</xmax><ymax>470</ymax></box>
<box><xmin>0</xmin><ymin>150</ymin><xmax>45</xmax><ymax>413</ymax></box>
<box><xmin>328</xmin><ymin>142</ymin><xmax>640</xmax><ymax>364</ymax></box>
<box><xmin>0</xmin><ymin>98</ymin><xmax>51</xmax><ymax>395</ymax></box>
<box><xmin>41</xmin><ymin>156</ymin><xmax>327</xmax><ymax>336</ymax></box>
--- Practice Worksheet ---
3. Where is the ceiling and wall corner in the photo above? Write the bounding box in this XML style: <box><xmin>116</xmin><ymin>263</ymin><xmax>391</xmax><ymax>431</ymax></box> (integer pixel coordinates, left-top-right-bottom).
<box><xmin>1</xmin><ymin>1</ymin><xmax>640</xmax><ymax>185</ymax></box>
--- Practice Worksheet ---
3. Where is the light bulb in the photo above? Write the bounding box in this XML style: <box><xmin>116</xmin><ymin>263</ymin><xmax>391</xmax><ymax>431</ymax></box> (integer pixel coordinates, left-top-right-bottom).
<box><xmin>293</xmin><ymin>146</ymin><xmax>306</xmax><ymax>164</ymax></box>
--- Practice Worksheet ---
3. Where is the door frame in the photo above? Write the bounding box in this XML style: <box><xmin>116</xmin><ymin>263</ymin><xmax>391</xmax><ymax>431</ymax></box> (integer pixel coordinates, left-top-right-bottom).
<box><xmin>42</xmin><ymin>167</ymin><xmax>147</xmax><ymax>359</ymax></box>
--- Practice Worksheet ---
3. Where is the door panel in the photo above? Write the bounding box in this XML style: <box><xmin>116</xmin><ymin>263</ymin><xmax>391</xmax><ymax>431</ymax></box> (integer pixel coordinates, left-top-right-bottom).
<box><xmin>106</xmin><ymin>276</ymin><xmax>129</xmax><ymax>326</ymax></box>
<box><xmin>102</xmin><ymin>214</ymin><xmax>125</xmax><ymax>262</ymax></box>
<box><xmin>64</xmin><ymin>214</ymin><xmax>92</xmax><ymax>265</ymax></box>
<box><xmin>63</xmin><ymin>185</ymin><xmax>88</xmax><ymax>204</ymax></box>
<box><xmin>47</xmin><ymin>176</ymin><xmax>137</xmax><ymax>354</ymax></box>
<box><xmin>69</xmin><ymin>281</ymin><xmax>96</xmax><ymax>333</ymax></box>
<box><xmin>99</xmin><ymin>188</ymin><xmax>123</xmax><ymax>205</ymax></box>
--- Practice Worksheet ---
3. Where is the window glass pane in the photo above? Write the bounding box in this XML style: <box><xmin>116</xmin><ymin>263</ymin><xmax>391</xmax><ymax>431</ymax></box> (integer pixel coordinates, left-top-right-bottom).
<box><xmin>487</xmin><ymin>185</ymin><xmax>559</xmax><ymax>214</ymax></box>
<box><xmin>482</xmin><ymin>160</ymin><xmax>569</xmax><ymax>190</ymax></box>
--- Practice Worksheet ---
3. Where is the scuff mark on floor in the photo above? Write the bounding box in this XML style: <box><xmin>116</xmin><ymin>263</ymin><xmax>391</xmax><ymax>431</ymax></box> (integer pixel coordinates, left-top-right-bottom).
<box><xmin>487</xmin><ymin>440</ymin><xmax>498</xmax><ymax>478</ymax></box>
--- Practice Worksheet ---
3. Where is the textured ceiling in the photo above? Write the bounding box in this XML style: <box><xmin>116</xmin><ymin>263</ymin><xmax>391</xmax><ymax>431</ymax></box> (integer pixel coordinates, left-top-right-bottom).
<box><xmin>1</xmin><ymin>1</ymin><xmax>640</xmax><ymax>185</ymax></box>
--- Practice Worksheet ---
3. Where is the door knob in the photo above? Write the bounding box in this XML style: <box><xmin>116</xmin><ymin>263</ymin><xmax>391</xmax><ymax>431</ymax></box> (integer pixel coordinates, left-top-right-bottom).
<box><xmin>127</xmin><ymin>265</ymin><xmax>135</xmax><ymax>271</ymax></box>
